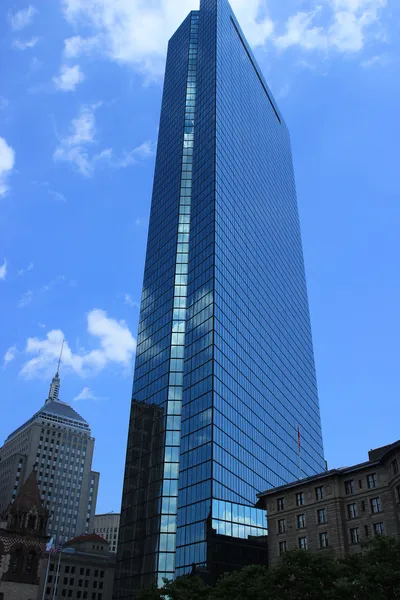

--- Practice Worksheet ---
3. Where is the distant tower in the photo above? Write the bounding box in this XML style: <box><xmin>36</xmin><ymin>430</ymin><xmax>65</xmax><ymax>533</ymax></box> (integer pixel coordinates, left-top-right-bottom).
<box><xmin>0</xmin><ymin>351</ymin><xmax>100</xmax><ymax>545</ymax></box>
<box><xmin>46</xmin><ymin>339</ymin><xmax>64</xmax><ymax>404</ymax></box>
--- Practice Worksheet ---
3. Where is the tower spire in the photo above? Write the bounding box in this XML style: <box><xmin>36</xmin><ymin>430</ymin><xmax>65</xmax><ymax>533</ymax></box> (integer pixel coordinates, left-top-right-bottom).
<box><xmin>46</xmin><ymin>339</ymin><xmax>65</xmax><ymax>404</ymax></box>
<box><xmin>56</xmin><ymin>338</ymin><xmax>65</xmax><ymax>376</ymax></box>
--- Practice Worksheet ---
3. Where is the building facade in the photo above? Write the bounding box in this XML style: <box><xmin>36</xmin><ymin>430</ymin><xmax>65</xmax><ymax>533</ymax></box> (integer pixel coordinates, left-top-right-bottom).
<box><xmin>0</xmin><ymin>471</ymin><xmax>48</xmax><ymax>600</ymax></box>
<box><xmin>256</xmin><ymin>440</ymin><xmax>400</xmax><ymax>566</ymax></box>
<box><xmin>115</xmin><ymin>0</ymin><xmax>325</xmax><ymax>595</ymax></box>
<box><xmin>93</xmin><ymin>514</ymin><xmax>120</xmax><ymax>554</ymax></box>
<box><xmin>0</xmin><ymin>372</ymin><xmax>99</xmax><ymax>546</ymax></box>
<box><xmin>38</xmin><ymin>534</ymin><xmax>115</xmax><ymax>600</ymax></box>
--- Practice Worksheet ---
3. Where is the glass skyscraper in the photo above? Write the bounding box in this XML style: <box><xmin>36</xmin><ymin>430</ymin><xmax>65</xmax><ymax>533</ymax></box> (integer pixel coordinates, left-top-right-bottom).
<box><xmin>115</xmin><ymin>0</ymin><xmax>325</xmax><ymax>595</ymax></box>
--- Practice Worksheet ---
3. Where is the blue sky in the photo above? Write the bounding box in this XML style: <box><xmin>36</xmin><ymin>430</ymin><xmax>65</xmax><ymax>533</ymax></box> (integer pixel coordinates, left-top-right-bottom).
<box><xmin>1</xmin><ymin>0</ymin><xmax>399</xmax><ymax>513</ymax></box>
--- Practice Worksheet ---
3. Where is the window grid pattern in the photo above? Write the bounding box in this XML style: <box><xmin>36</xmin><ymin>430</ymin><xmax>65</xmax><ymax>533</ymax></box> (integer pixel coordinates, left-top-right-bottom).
<box><xmin>157</xmin><ymin>13</ymin><xmax>200</xmax><ymax>587</ymax></box>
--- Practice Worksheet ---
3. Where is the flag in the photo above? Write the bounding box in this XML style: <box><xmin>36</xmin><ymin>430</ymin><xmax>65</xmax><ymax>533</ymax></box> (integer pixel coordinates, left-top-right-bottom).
<box><xmin>297</xmin><ymin>425</ymin><xmax>301</xmax><ymax>454</ymax></box>
<box><xmin>46</xmin><ymin>537</ymin><xmax>62</xmax><ymax>554</ymax></box>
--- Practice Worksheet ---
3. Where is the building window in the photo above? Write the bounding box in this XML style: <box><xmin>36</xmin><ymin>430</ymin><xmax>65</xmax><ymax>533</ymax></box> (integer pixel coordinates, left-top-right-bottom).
<box><xmin>277</xmin><ymin>498</ymin><xmax>285</xmax><ymax>511</ymax></box>
<box><xmin>298</xmin><ymin>537</ymin><xmax>308</xmax><ymax>550</ymax></box>
<box><xmin>350</xmin><ymin>528</ymin><xmax>361</xmax><ymax>544</ymax></box>
<box><xmin>296</xmin><ymin>492</ymin><xmax>304</xmax><ymax>507</ymax></box>
<box><xmin>392</xmin><ymin>460</ymin><xmax>399</xmax><ymax>476</ymax></box>
<box><xmin>367</xmin><ymin>474</ymin><xmax>377</xmax><ymax>489</ymax></box>
<box><xmin>345</xmin><ymin>480</ymin><xmax>355</xmax><ymax>495</ymax></box>
<box><xmin>319</xmin><ymin>532</ymin><xmax>329</xmax><ymax>548</ymax></box>
<box><xmin>374</xmin><ymin>522</ymin><xmax>385</xmax><ymax>536</ymax></box>
<box><xmin>278</xmin><ymin>519</ymin><xmax>286</xmax><ymax>534</ymax></box>
<box><xmin>365</xmin><ymin>525</ymin><xmax>369</xmax><ymax>537</ymax></box>
<box><xmin>315</xmin><ymin>486</ymin><xmax>324</xmax><ymax>501</ymax></box>
<box><xmin>279</xmin><ymin>541</ymin><xmax>287</xmax><ymax>556</ymax></box>
<box><xmin>317</xmin><ymin>508</ymin><xmax>327</xmax><ymax>524</ymax></box>
<box><xmin>297</xmin><ymin>514</ymin><xmax>306</xmax><ymax>529</ymax></box>
<box><xmin>361</xmin><ymin>500</ymin><xmax>366</xmax><ymax>512</ymax></box>
<box><xmin>347</xmin><ymin>503</ymin><xmax>357</xmax><ymax>519</ymax></box>
<box><xmin>371</xmin><ymin>497</ymin><xmax>382</xmax><ymax>514</ymax></box>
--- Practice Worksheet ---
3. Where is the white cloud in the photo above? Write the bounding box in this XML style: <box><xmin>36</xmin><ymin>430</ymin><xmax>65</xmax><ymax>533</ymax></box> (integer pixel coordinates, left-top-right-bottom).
<box><xmin>73</xmin><ymin>387</ymin><xmax>104</xmax><ymax>401</ymax></box>
<box><xmin>53</xmin><ymin>64</ymin><xmax>85</xmax><ymax>92</ymax></box>
<box><xmin>361</xmin><ymin>52</ymin><xmax>394</xmax><ymax>67</ymax></box>
<box><xmin>54</xmin><ymin>105</ymin><xmax>97</xmax><ymax>175</ymax></box>
<box><xmin>12</xmin><ymin>37</ymin><xmax>39</xmax><ymax>50</ymax></box>
<box><xmin>20</xmin><ymin>309</ymin><xmax>136</xmax><ymax>379</ymax></box>
<box><xmin>60</xmin><ymin>0</ymin><xmax>387</xmax><ymax>79</ymax></box>
<box><xmin>8</xmin><ymin>5</ymin><xmax>37</xmax><ymax>31</ymax></box>
<box><xmin>0</xmin><ymin>259</ymin><xmax>7</xmax><ymax>280</ymax></box>
<box><xmin>275</xmin><ymin>0</ymin><xmax>387</xmax><ymax>53</ymax></box>
<box><xmin>61</xmin><ymin>0</ymin><xmax>274</xmax><ymax>78</ymax></box>
<box><xmin>18</xmin><ymin>276</ymin><xmax>66</xmax><ymax>308</ymax></box>
<box><xmin>64</xmin><ymin>35</ymin><xmax>100</xmax><ymax>58</ymax></box>
<box><xmin>114</xmin><ymin>141</ymin><xmax>155</xmax><ymax>168</ymax></box>
<box><xmin>18</xmin><ymin>290</ymin><xmax>34</xmax><ymax>308</ymax></box>
<box><xmin>18</xmin><ymin>262</ymin><xmax>34</xmax><ymax>276</ymax></box>
<box><xmin>4</xmin><ymin>346</ymin><xmax>17</xmax><ymax>366</ymax></box>
<box><xmin>0</xmin><ymin>137</ymin><xmax>16</xmax><ymax>198</ymax></box>
<box><xmin>277</xmin><ymin>83</ymin><xmax>291</xmax><ymax>99</ymax></box>
<box><xmin>124</xmin><ymin>294</ymin><xmax>140</xmax><ymax>309</ymax></box>
<box><xmin>54</xmin><ymin>105</ymin><xmax>153</xmax><ymax>176</ymax></box>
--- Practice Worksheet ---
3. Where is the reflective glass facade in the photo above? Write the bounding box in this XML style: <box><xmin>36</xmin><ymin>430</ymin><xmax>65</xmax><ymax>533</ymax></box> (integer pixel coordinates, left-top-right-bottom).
<box><xmin>115</xmin><ymin>0</ymin><xmax>325</xmax><ymax>596</ymax></box>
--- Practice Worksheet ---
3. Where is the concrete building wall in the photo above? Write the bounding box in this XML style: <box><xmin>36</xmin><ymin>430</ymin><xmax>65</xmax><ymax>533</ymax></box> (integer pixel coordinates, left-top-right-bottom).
<box><xmin>0</xmin><ymin>579</ymin><xmax>39</xmax><ymax>600</ymax></box>
<box><xmin>93</xmin><ymin>514</ymin><xmax>120</xmax><ymax>554</ymax></box>
<box><xmin>38</xmin><ymin>547</ymin><xmax>115</xmax><ymax>600</ymax></box>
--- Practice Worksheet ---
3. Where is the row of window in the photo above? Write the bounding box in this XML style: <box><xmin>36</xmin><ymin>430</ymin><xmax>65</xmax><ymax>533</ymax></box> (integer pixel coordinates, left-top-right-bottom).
<box><xmin>278</xmin><ymin>508</ymin><xmax>327</xmax><ymax>533</ymax></box>
<box><xmin>277</xmin><ymin>472</ymin><xmax>399</xmax><ymax>510</ymax></box>
<box><xmin>277</xmin><ymin>497</ymin><xmax>382</xmax><ymax>534</ymax></box>
<box><xmin>279</xmin><ymin>523</ymin><xmax>385</xmax><ymax>556</ymax></box>
<box><xmin>277</xmin><ymin>487</ymin><xmax>324</xmax><ymax>511</ymax></box>
<box><xmin>46</xmin><ymin>590</ymin><xmax>102</xmax><ymax>599</ymax></box>
<box><xmin>50</xmin><ymin>564</ymin><xmax>105</xmax><ymax>577</ymax></box>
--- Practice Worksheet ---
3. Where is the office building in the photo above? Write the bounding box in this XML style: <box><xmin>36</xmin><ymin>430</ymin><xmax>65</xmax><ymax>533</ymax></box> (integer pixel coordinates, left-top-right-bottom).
<box><xmin>93</xmin><ymin>513</ymin><xmax>120</xmax><ymax>554</ymax></box>
<box><xmin>0</xmin><ymin>471</ymin><xmax>48</xmax><ymax>600</ymax></box>
<box><xmin>115</xmin><ymin>0</ymin><xmax>325</xmax><ymax>594</ymax></box>
<box><xmin>256</xmin><ymin>440</ymin><xmax>400</xmax><ymax>566</ymax></box>
<box><xmin>38</xmin><ymin>534</ymin><xmax>115</xmax><ymax>600</ymax></box>
<box><xmin>0</xmin><ymin>370</ymin><xmax>99</xmax><ymax>545</ymax></box>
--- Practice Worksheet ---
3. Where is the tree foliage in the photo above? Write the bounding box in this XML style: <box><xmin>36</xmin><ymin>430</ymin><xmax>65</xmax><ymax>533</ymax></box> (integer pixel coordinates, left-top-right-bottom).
<box><xmin>137</xmin><ymin>537</ymin><xmax>400</xmax><ymax>600</ymax></box>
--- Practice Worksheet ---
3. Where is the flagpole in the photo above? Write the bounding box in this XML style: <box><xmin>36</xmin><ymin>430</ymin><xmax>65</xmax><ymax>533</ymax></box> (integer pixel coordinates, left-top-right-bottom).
<box><xmin>52</xmin><ymin>550</ymin><xmax>62</xmax><ymax>600</ymax></box>
<box><xmin>41</xmin><ymin>552</ymin><xmax>52</xmax><ymax>600</ymax></box>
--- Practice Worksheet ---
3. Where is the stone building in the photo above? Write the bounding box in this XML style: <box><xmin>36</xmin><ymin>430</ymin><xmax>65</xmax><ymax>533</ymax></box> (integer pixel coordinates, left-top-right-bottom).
<box><xmin>0</xmin><ymin>369</ymin><xmax>99</xmax><ymax>545</ymax></box>
<box><xmin>93</xmin><ymin>514</ymin><xmax>120</xmax><ymax>554</ymax></box>
<box><xmin>0</xmin><ymin>471</ymin><xmax>48</xmax><ymax>600</ymax></box>
<box><xmin>38</xmin><ymin>533</ymin><xmax>115</xmax><ymax>600</ymax></box>
<box><xmin>256</xmin><ymin>440</ymin><xmax>400</xmax><ymax>566</ymax></box>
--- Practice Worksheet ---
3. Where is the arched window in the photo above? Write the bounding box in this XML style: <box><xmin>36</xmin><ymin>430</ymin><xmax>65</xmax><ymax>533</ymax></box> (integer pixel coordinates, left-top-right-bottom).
<box><xmin>27</xmin><ymin>514</ymin><xmax>37</xmax><ymax>530</ymax></box>
<box><xmin>10</xmin><ymin>548</ymin><xmax>24</xmax><ymax>574</ymax></box>
<box><xmin>26</xmin><ymin>550</ymin><xmax>38</xmax><ymax>576</ymax></box>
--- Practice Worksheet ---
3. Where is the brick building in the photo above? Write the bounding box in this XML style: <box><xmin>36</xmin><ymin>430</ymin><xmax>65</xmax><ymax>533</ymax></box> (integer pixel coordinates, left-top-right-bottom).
<box><xmin>256</xmin><ymin>440</ymin><xmax>400</xmax><ymax>566</ymax></box>
<box><xmin>0</xmin><ymin>471</ymin><xmax>48</xmax><ymax>600</ymax></box>
<box><xmin>38</xmin><ymin>533</ymin><xmax>115</xmax><ymax>600</ymax></box>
